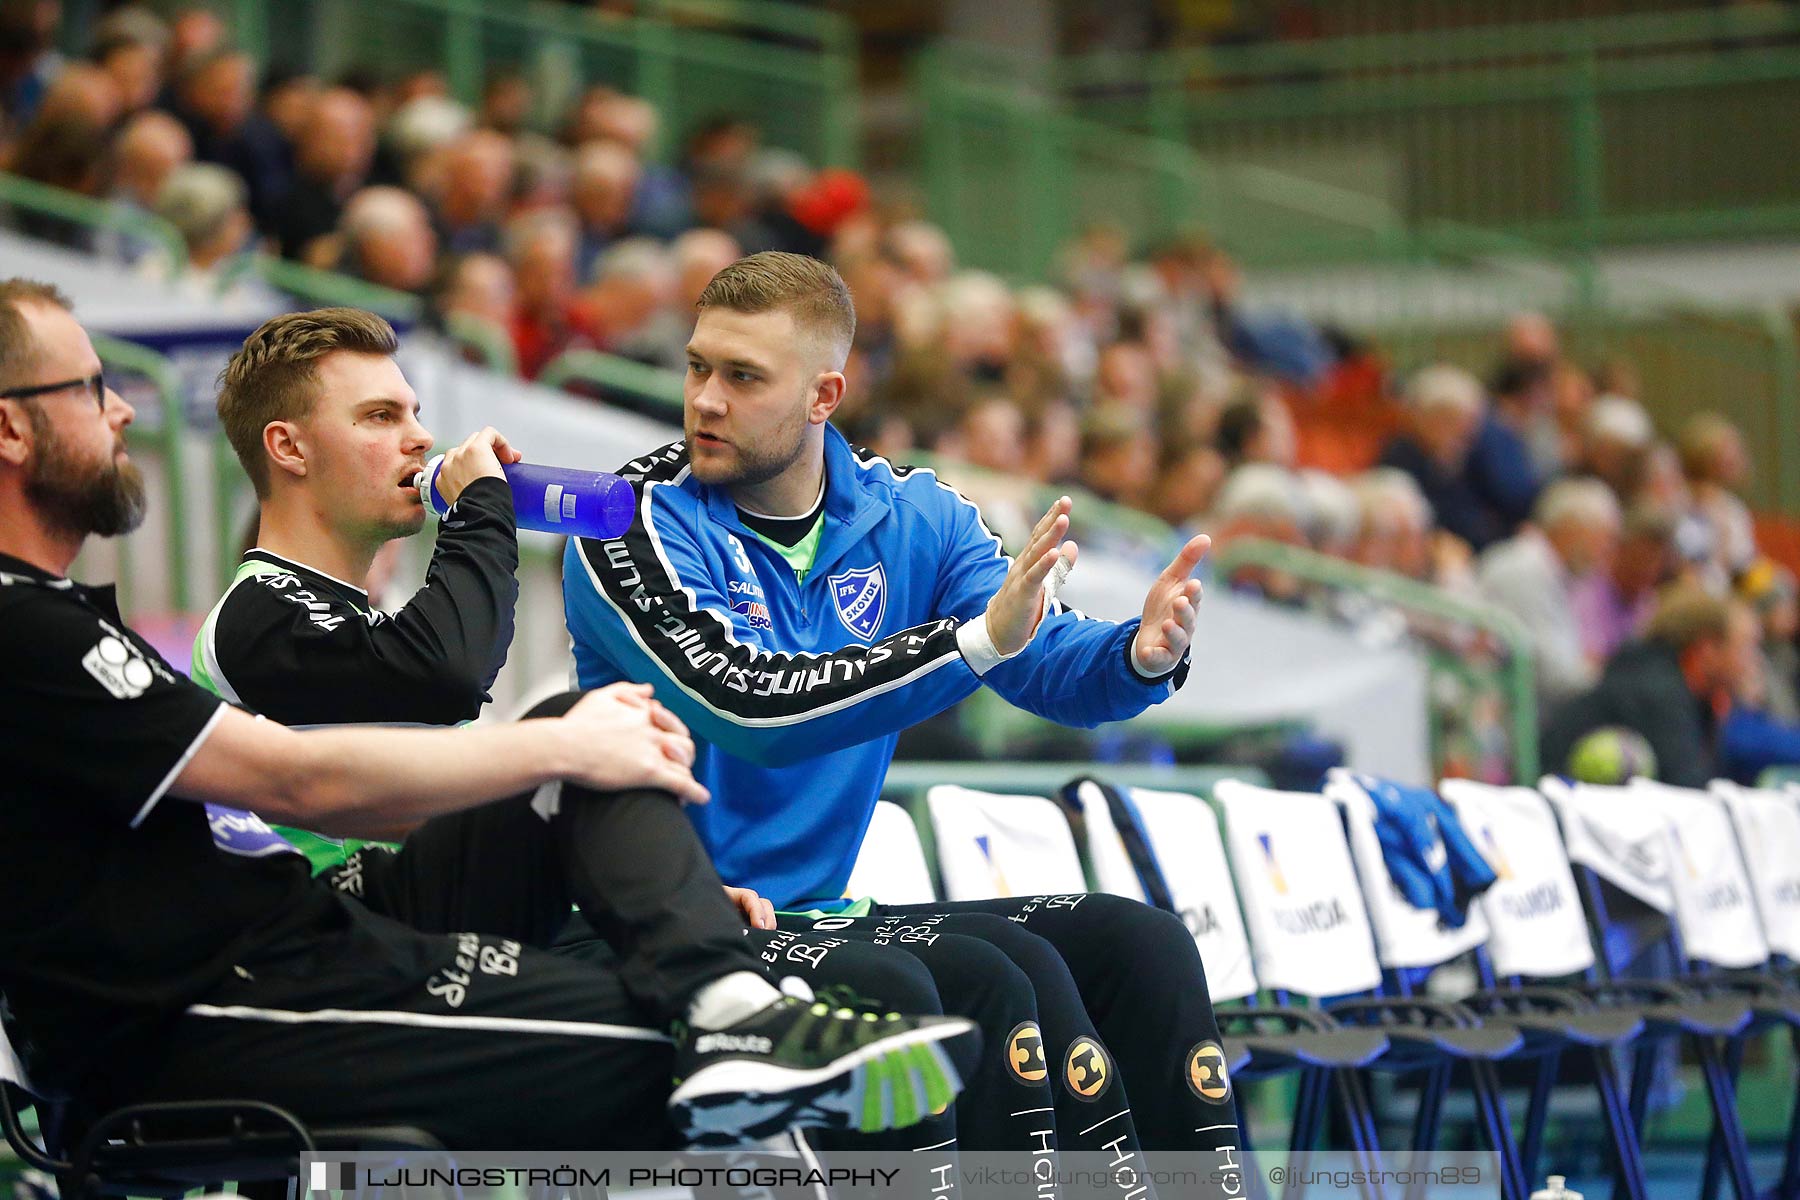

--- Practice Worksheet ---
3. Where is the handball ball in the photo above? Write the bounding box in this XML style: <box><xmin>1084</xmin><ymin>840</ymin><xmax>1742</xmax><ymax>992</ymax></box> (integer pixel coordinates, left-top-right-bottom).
<box><xmin>1567</xmin><ymin>726</ymin><xmax>1658</xmax><ymax>785</ymax></box>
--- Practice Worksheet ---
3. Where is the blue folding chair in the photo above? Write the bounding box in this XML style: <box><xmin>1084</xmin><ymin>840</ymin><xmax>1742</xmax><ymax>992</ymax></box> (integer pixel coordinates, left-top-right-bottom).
<box><xmin>1439</xmin><ymin>778</ymin><xmax>1656</xmax><ymax>1200</ymax></box>
<box><xmin>1540</xmin><ymin>777</ymin><xmax>1766</xmax><ymax>1200</ymax></box>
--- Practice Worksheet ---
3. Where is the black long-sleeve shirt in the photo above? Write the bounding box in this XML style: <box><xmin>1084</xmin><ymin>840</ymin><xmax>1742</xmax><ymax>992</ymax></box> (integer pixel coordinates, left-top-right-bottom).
<box><xmin>190</xmin><ymin>478</ymin><xmax>518</xmax><ymax>870</ymax></box>
<box><xmin>194</xmin><ymin>477</ymin><xmax>518</xmax><ymax>727</ymax></box>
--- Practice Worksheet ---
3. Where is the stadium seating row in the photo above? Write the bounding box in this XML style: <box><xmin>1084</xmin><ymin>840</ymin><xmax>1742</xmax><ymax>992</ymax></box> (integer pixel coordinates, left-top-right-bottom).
<box><xmin>852</xmin><ymin>771</ymin><xmax>1800</xmax><ymax>1200</ymax></box>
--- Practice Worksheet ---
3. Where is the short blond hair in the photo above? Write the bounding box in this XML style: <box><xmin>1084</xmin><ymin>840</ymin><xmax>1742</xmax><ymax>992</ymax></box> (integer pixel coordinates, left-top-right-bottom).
<box><xmin>217</xmin><ymin>308</ymin><xmax>398</xmax><ymax>497</ymax></box>
<box><xmin>696</xmin><ymin>251</ymin><xmax>855</xmax><ymax>367</ymax></box>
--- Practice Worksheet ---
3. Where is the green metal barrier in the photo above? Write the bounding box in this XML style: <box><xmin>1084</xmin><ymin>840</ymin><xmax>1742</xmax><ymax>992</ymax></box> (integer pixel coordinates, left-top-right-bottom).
<box><xmin>915</xmin><ymin>45</ymin><xmax>1604</xmax><ymax>283</ymax></box>
<box><xmin>245</xmin><ymin>256</ymin><xmax>425</xmax><ymax>324</ymax></box>
<box><xmin>90</xmin><ymin>334</ymin><xmax>193</xmax><ymax>614</ymax></box>
<box><xmin>537</xmin><ymin>348</ymin><xmax>685</xmax><ymax>421</ymax></box>
<box><xmin>1061</xmin><ymin>7</ymin><xmax>1800</xmax><ymax>92</ymax></box>
<box><xmin>0</xmin><ymin>172</ymin><xmax>187</xmax><ymax>279</ymax></box>
<box><xmin>1048</xmin><ymin>8</ymin><xmax>1800</xmax><ymax>254</ymax></box>
<box><xmin>1210</xmin><ymin>537</ymin><xmax>1539</xmax><ymax>784</ymax></box>
<box><xmin>231</xmin><ymin>0</ymin><xmax>856</xmax><ymax>167</ymax></box>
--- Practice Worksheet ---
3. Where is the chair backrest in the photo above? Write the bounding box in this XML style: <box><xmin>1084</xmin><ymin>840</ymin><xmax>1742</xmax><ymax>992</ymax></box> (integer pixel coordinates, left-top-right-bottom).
<box><xmin>1070</xmin><ymin>780</ymin><xmax>1260</xmax><ymax>1002</ymax></box>
<box><xmin>846</xmin><ymin>800</ymin><xmax>938</xmax><ymax>905</ymax></box>
<box><xmin>1711</xmin><ymin>780</ymin><xmax>1800</xmax><ymax>961</ymax></box>
<box><xmin>1438</xmin><ymin>778</ymin><xmax>1596</xmax><ymax>979</ymax></box>
<box><xmin>926</xmin><ymin>785</ymin><xmax>1088</xmax><ymax>901</ymax></box>
<box><xmin>1323</xmin><ymin>771</ymin><xmax>1490</xmax><ymax>970</ymax></box>
<box><xmin>1212</xmin><ymin>779</ymin><xmax>1383</xmax><ymax>998</ymax></box>
<box><xmin>1538</xmin><ymin>776</ymin><xmax>1676</xmax><ymax>913</ymax></box>
<box><xmin>1065</xmin><ymin>779</ymin><xmax>1149</xmax><ymax>903</ymax></box>
<box><xmin>1628</xmin><ymin>779</ymin><xmax>1770</xmax><ymax>970</ymax></box>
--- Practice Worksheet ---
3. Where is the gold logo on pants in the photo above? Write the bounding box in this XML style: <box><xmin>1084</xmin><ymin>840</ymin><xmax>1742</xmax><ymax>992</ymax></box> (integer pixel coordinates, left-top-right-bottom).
<box><xmin>1187</xmin><ymin>1040</ymin><xmax>1233</xmax><ymax>1104</ymax></box>
<box><xmin>1064</xmin><ymin>1036</ymin><xmax>1112</xmax><ymax>1101</ymax></box>
<box><xmin>1007</xmin><ymin>1021</ymin><xmax>1048</xmax><ymax>1084</ymax></box>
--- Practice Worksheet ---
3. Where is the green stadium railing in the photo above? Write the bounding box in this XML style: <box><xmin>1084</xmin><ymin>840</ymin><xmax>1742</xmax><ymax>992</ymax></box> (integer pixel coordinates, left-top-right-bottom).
<box><xmin>915</xmin><ymin>44</ymin><xmax>1606</xmax><ymax>285</ymax></box>
<box><xmin>1209</xmin><ymin>537</ymin><xmax>1540</xmax><ymax>785</ymax></box>
<box><xmin>1044</xmin><ymin>8</ymin><xmax>1800</xmax><ymax>255</ymax></box>
<box><xmin>1060</xmin><ymin>7</ymin><xmax>1800</xmax><ymax>92</ymax></box>
<box><xmin>89</xmin><ymin>334</ymin><xmax>194</xmax><ymax>615</ymax></box>
<box><xmin>1143</xmin><ymin>1</ymin><xmax>1762</xmax><ymax>46</ymax></box>
<box><xmin>536</xmin><ymin>348</ymin><xmax>685</xmax><ymax>421</ymax></box>
<box><xmin>242</xmin><ymin>256</ymin><xmax>425</xmax><ymax>324</ymax></box>
<box><xmin>916</xmin><ymin>34</ymin><xmax>1800</xmax><ymax>516</ymax></box>
<box><xmin>0</xmin><ymin>172</ymin><xmax>188</xmax><ymax>280</ymax></box>
<box><xmin>639</xmin><ymin>0</ymin><xmax>858</xmax><ymax>168</ymax></box>
<box><xmin>221</xmin><ymin>0</ymin><xmax>857</xmax><ymax>167</ymax></box>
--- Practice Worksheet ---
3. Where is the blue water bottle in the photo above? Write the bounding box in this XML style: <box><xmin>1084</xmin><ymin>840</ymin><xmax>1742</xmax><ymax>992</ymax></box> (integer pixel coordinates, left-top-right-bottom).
<box><xmin>414</xmin><ymin>456</ymin><xmax>636</xmax><ymax>539</ymax></box>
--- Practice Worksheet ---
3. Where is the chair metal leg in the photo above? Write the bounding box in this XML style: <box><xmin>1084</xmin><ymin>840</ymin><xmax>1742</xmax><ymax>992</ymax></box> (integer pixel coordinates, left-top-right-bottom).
<box><xmin>1520</xmin><ymin>1049</ymin><xmax>1560</xmax><ymax>1186</ymax></box>
<box><xmin>1589</xmin><ymin>1046</ymin><xmax>1648</xmax><ymax>1200</ymax></box>
<box><xmin>1284</xmin><ymin>1070</ymin><xmax>1321</xmax><ymax>1200</ymax></box>
<box><xmin>1701</xmin><ymin>1035</ymin><xmax>1747</xmax><ymax>1200</ymax></box>
<box><xmin>1332</xmin><ymin>1070</ymin><xmax>1387</xmax><ymax>1200</ymax></box>
<box><xmin>1288</xmin><ymin>1068</ymin><xmax>1324</xmax><ymax>1155</ymax></box>
<box><xmin>1781</xmin><ymin>1027</ymin><xmax>1800</xmax><ymax>1200</ymax></box>
<box><xmin>1239</xmin><ymin>1091</ymin><xmax>1270</xmax><ymax>1200</ymax></box>
<box><xmin>1469</xmin><ymin>1059</ymin><xmax>1528</xmax><ymax>1200</ymax></box>
<box><xmin>1626</xmin><ymin>1041</ymin><xmax>1658</xmax><ymax>1138</ymax></box>
<box><xmin>1405</xmin><ymin>1065</ymin><xmax>1450</xmax><ymax>1200</ymax></box>
<box><xmin>1693</xmin><ymin>1037</ymin><xmax>1758</xmax><ymax>1200</ymax></box>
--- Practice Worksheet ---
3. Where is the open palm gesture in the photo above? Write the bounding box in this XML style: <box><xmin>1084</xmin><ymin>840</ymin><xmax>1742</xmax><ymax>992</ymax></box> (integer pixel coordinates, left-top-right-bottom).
<box><xmin>1131</xmin><ymin>534</ymin><xmax>1210</xmax><ymax>676</ymax></box>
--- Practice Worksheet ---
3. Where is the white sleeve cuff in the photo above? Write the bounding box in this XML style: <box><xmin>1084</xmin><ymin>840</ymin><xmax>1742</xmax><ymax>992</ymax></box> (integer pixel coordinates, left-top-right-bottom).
<box><xmin>1128</xmin><ymin>634</ymin><xmax>1165</xmax><ymax>681</ymax></box>
<box><xmin>130</xmin><ymin>703</ymin><xmax>227</xmax><ymax>828</ymax></box>
<box><xmin>957</xmin><ymin>613</ymin><xmax>1020</xmax><ymax>678</ymax></box>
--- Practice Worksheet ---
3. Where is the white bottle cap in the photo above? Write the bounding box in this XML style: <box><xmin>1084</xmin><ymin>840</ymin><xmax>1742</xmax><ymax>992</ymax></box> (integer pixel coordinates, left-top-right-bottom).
<box><xmin>1530</xmin><ymin>1175</ymin><xmax>1582</xmax><ymax>1200</ymax></box>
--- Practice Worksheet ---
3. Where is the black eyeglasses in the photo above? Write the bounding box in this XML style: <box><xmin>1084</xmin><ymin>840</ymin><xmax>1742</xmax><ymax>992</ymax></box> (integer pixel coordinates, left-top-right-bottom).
<box><xmin>0</xmin><ymin>372</ymin><xmax>107</xmax><ymax>412</ymax></box>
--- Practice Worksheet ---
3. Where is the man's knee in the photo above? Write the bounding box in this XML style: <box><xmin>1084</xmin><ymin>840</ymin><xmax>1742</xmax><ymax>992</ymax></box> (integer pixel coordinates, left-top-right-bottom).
<box><xmin>945</xmin><ymin>913</ymin><xmax>1076</xmax><ymax>987</ymax></box>
<box><xmin>829</xmin><ymin>942</ymin><xmax>945</xmax><ymax>1016</ymax></box>
<box><xmin>930</xmin><ymin>932</ymin><xmax>1037</xmax><ymax>1013</ymax></box>
<box><xmin>1077</xmin><ymin>894</ymin><xmax>1215</xmax><ymax>996</ymax></box>
<box><xmin>1086</xmin><ymin>893</ymin><xmax>1195</xmax><ymax>953</ymax></box>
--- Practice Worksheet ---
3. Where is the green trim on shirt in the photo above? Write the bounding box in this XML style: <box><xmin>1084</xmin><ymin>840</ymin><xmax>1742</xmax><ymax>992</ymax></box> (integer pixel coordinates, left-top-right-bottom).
<box><xmin>191</xmin><ymin>555</ymin><xmax>381</xmax><ymax>876</ymax></box>
<box><xmin>743</xmin><ymin>512</ymin><xmax>825</xmax><ymax>583</ymax></box>
<box><xmin>778</xmin><ymin>896</ymin><xmax>876</xmax><ymax>920</ymax></box>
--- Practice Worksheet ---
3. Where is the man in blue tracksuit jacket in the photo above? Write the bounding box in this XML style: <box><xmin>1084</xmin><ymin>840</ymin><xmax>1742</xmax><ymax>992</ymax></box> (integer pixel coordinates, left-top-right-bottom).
<box><xmin>566</xmin><ymin>252</ymin><xmax>1242</xmax><ymax>1174</ymax></box>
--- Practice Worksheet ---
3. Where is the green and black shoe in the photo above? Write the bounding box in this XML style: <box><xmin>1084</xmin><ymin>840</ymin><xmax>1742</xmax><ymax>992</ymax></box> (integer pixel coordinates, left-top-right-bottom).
<box><xmin>668</xmin><ymin>981</ymin><xmax>977</xmax><ymax>1147</ymax></box>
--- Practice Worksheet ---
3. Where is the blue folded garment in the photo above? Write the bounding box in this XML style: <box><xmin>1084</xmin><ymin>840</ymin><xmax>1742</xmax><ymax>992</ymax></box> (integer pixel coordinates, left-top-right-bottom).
<box><xmin>1352</xmin><ymin>774</ymin><xmax>1498</xmax><ymax>929</ymax></box>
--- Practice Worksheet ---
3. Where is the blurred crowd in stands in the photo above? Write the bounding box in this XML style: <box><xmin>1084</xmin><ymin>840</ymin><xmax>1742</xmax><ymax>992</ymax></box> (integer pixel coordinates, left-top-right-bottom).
<box><xmin>4</xmin><ymin>0</ymin><xmax>1798</xmax><ymax>788</ymax></box>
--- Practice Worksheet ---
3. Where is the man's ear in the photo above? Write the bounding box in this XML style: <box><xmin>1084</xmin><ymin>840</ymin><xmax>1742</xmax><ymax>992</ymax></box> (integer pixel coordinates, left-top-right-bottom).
<box><xmin>0</xmin><ymin>401</ymin><xmax>33</xmax><ymax>468</ymax></box>
<box><xmin>808</xmin><ymin>371</ymin><xmax>846</xmax><ymax>427</ymax></box>
<box><xmin>263</xmin><ymin>420</ymin><xmax>309</xmax><ymax>481</ymax></box>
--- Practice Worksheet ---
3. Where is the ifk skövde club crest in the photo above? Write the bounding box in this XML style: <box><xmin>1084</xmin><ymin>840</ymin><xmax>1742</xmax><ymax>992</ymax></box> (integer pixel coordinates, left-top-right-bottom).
<box><xmin>829</xmin><ymin>563</ymin><xmax>887</xmax><ymax>642</ymax></box>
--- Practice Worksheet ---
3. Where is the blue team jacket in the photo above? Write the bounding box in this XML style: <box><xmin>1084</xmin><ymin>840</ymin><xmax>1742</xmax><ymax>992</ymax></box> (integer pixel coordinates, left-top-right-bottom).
<box><xmin>564</xmin><ymin>425</ymin><xmax>1185</xmax><ymax>908</ymax></box>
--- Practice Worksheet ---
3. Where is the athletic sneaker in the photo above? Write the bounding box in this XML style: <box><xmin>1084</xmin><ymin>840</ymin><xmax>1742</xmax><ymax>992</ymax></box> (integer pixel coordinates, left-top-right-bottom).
<box><xmin>668</xmin><ymin>981</ymin><xmax>978</xmax><ymax>1147</ymax></box>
